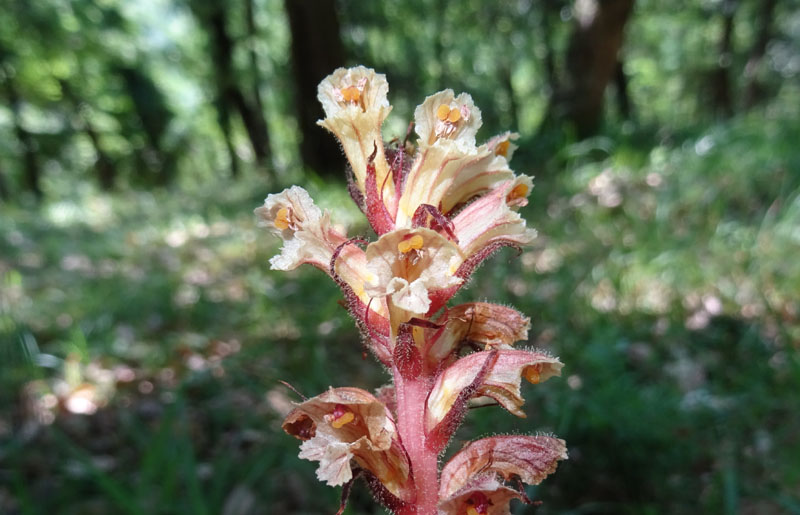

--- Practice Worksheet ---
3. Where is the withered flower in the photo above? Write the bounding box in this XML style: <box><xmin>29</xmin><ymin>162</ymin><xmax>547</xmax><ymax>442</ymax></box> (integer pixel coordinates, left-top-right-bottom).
<box><xmin>283</xmin><ymin>387</ymin><xmax>412</xmax><ymax>502</ymax></box>
<box><xmin>438</xmin><ymin>435</ymin><xmax>568</xmax><ymax>514</ymax></box>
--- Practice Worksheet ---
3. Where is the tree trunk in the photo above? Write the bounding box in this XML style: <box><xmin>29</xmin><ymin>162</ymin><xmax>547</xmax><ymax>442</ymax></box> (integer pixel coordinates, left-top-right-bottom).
<box><xmin>85</xmin><ymin>118</ymin><xmax>116</xmax><ymax>190</ymax></box>
<box><xmin>545</xmin><ymin>0</ymin><xmax>636</xmax><ymax>138</ymax></box>
<box><xmin>216</xmin><ymin>98</ymin><xmax>241</xmax><ymax>178</ymax></box>
<box><xmin>0</xmin><ymin>161</ymin><xmax>10</xmax><ymax>200</ymax></box>
<box><xmin>284</xmin><ymin>0</ymin><xmax>347</xmax><ymax>176</ymax></box>
<box><xmin>743</xmin><ymin>0</ymin><xmax>777</xmax><ymax>108</ymax></box>
<box><xmin>710</xmin><ymin>0</ymin><xmax>737</xmax><ymax>117</ymax></box>
<box><xmin>2</xmin><ymin>63</ymin><xmax>42</xmax><ymax>198</ymax></box>
<box><xmin>541</xmin><ymin>0</ymin><xmax>561</xmax><ymax>95</ymax></box>
<box><xmin>245</xmin><ymin>0</ymin><xmax>270</xmax><ymax>155</ymax></box>
<box><xmin>117</xmin><ymin>66</ymin><xmax>175</xmax><ymax>186</ymax></box>
<box><xmin>614</xmin><ymin>59</ymin><xmax>633</xmax><ymax>121</ymax></box>
<box><xmin>60</xmin><ymin>80</ymin><xmax>117</xmax><ymax>190</ymax></box>
<box><xmin>206</xmin><ymin>5</ymin><xmax>272</xmax><ymax>170</ymax></box>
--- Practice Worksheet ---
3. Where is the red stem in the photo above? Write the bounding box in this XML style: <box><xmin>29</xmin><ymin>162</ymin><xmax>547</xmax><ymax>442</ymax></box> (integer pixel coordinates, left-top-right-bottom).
<box><xmin>394</xmin><ymin>367</ymin><xmax>439</xmax><ymax>515</ymax></box>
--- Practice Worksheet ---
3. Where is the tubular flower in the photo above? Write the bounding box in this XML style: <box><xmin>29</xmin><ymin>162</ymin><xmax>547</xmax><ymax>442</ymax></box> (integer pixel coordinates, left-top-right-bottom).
<box><xmin>282</xmin><ymin>387</ymin><xmax>413</xmax><ymax>502</ymax></box>
<box><xmin>259</xmin><ymin>67</ymin><xmax>566</xmax><ymax>515</ymax></box>
<box><xmin>365</xmin><ymin>228</ymin><xmax>463</xmax><ymax>331</ymax></box>
<box><xmin>438</xmin><ymin>435</ymin><xmax>568</xmax><ymax>514</ymax></box>
<box><xmin>317</xmin><ymin>66</ymin><xmax>393</xmax><ymax>202</ymax></box>
<box><xmin>425</xmin><ymin>302</ymin><xmax>531</xmax><ymax>369</ymax></box>
<box><xmin>426</xmin><ymin>349</ymin><xmax>563</xmax><ymax>433</ymax></box>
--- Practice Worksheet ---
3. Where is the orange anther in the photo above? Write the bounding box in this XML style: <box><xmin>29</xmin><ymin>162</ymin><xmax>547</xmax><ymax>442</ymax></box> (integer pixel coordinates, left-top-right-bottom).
<box><xmin>507</xmin><ymin>183</ymin><xmax>529</xmax><ymax>202</ymax></box>
<box><xmin>275</xmin><ymin>207</ymin><xmax>291</xmax><ymax>230</ymax></box>
<box><xmin>525</xmin><ymin>364</ymin><xmax>542</xmax><ymax>384</ymax></box>
<box><xmin>397</xmin><ymin>234</ymin><xmax>424</xmax><ymax>254</ymax></box>
<box><xmin>447</xmin><ymin>107</ymin><xmax>461</xmax><ymax>123</ymax></box>
<box><xmin>331</xmin><ymin>411</ymin><xmax>355</xmax><ymax>428</ymax></box>
<box><xmin>341</xmin><ymin>86</ymin><xmax>361</xmax><ymax>103</ymax></box>
<box><xmin>495</xmin><ymin>140</ymin><xmax>510</xmax><ymax>157</ymax></box>
<box><xmin>437</xmin><ymin>104</ymin><xmax>452</xmax><ymax>121</ymax></box>
<box><xmin>330</xmin><ymin>404</ymin><xmax>356</xmax><ymax>428</ymax></box>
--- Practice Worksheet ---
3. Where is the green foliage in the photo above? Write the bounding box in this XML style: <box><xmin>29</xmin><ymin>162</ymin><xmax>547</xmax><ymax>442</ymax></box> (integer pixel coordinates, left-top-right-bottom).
<box><xmin>2</xmin><ymin>0</ymin><xmax>800</xmax><ymax>513</ymax></box>
<box><xmin>2</xmin><ymin>109</ymin><xmax>799</xmax><ymax>513</ymax></box>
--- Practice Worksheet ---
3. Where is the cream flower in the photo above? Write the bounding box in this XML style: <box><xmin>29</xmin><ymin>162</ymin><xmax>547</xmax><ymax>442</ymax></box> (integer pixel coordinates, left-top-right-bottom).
<box><xmin>414</xmin><ymin>90</ymin><xmax>482</xmax><ymax>150</ymax></box>
<box><xmin>317</xmin><ymin>67</ymin><xmax>393</xmax><ymax>200</ymax></box>
<box><xmin>394</xmin><ymin>144</ymin><xmax>515</xmax><ymax>228</ymax></box>
<box><xmin>255</xmin><ymin>186</ymin><xmax>384</xmax><ymax>314</ymax></box>
<box><xmin>255</xmin><ymin>186</ymin><xmax>341</xmax><ymax>271</ymax></box>
<box><xmin>365</xmin><ymin>228</ymin><xmax>463</xmax><ymax>327</ymax></box>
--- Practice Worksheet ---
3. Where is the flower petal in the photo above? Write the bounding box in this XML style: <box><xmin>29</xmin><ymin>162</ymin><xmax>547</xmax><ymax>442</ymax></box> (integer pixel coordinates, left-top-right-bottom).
<box><xmin>395</xmin><ymin>144</ymin><xmax>515</xmax><ymax>228</ymax></box>
<box><xmin>426</xmin><ymin>349</ymin><xmax>563</xmax><ymax>431</ymax></box>
<box><xmin>299</xmin><ymin>437</ymin><xmax>353</xmax><ymax>486</ymax></box>
<box><xmin>256</xmin><ymin>187</ymin><xmax>382</xmax><ymax>314</ymax></box>
<box><xmin>439</xmin><ymin>435</ymin><xmax>568</xmax><ymax>500</ymax></box>
<box><xmin>452</xmin><ymin>180</ymin><xmax>537</xmax><ymax>260</ymax></box>
<box><xmin>283</xmin><ymin>387</ymin><xmax>394</xmax><ymax>447</ymax></box>
<box><xmin>255</xmin><ymin>186</ymin><xmax>343</xmax><ymax>270</ymax></box>
<box><xmin>486</xmin><ymin>131</ymin><xmax>520</xmax><ymax>162</ymax></box>
<box><xmin>318</xmin><ymin>66</ymin><xmax>390</xmax><ymax>120</ymax></box>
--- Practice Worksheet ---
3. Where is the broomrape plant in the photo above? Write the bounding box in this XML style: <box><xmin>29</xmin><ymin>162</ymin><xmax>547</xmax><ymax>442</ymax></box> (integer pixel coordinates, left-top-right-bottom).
<box><xmin>257</xmin><ymin>67</ymin><xmax>567</xmax><ymax>515</ymax></box>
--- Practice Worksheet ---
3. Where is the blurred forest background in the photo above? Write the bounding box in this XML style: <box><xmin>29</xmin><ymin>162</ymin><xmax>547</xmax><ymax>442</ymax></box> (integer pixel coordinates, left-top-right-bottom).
<box><xmin>1</xmin><ymin>0</ymin><xmax>799</xmax><ymax>513</ymax></box>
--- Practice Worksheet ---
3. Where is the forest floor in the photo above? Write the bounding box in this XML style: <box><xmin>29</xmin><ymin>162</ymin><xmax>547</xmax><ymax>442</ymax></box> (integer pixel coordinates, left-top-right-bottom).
<box><xmin>2</xmin><ymin>112</ymin><xmax>800</xmax><ymax>514</ymax></box>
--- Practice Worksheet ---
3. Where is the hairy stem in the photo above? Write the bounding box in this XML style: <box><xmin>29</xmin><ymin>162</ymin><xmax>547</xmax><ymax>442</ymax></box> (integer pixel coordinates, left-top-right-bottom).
<box><xmin>394</xmin><ymin>368</ymin><xmax>439</xmax><ymax>515</ymax></box>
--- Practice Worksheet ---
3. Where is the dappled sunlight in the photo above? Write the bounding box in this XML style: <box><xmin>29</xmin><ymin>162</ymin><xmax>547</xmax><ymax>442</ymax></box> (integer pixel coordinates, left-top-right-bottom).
<box><xmin>1</xmin><ymin>0</ymin><xmax>799</xmax><ymax>512</ymax></box>
<box><xmin>3</xmin><ymin>129</ymin><xmax>798</xmax><ymax>511</ymax></box>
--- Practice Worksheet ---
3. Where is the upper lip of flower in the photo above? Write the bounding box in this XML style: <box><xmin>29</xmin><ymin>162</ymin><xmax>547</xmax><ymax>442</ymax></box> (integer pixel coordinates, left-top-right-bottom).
<box><xmin>414</xmin><ymin>89</ymin><xmax>482</xmax><ymax>149</ymax></box>
<box><xmin>437</xmin><ymin>435</ymin><xmax>568</xmax><ymax>512</ymax></box>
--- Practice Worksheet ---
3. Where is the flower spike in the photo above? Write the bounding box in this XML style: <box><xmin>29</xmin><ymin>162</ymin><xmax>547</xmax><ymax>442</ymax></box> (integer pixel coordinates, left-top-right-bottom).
<box><xmin>259</xmin><ymin>67</ymin><xmax>566</xmax><ymax>514</ymax></box>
